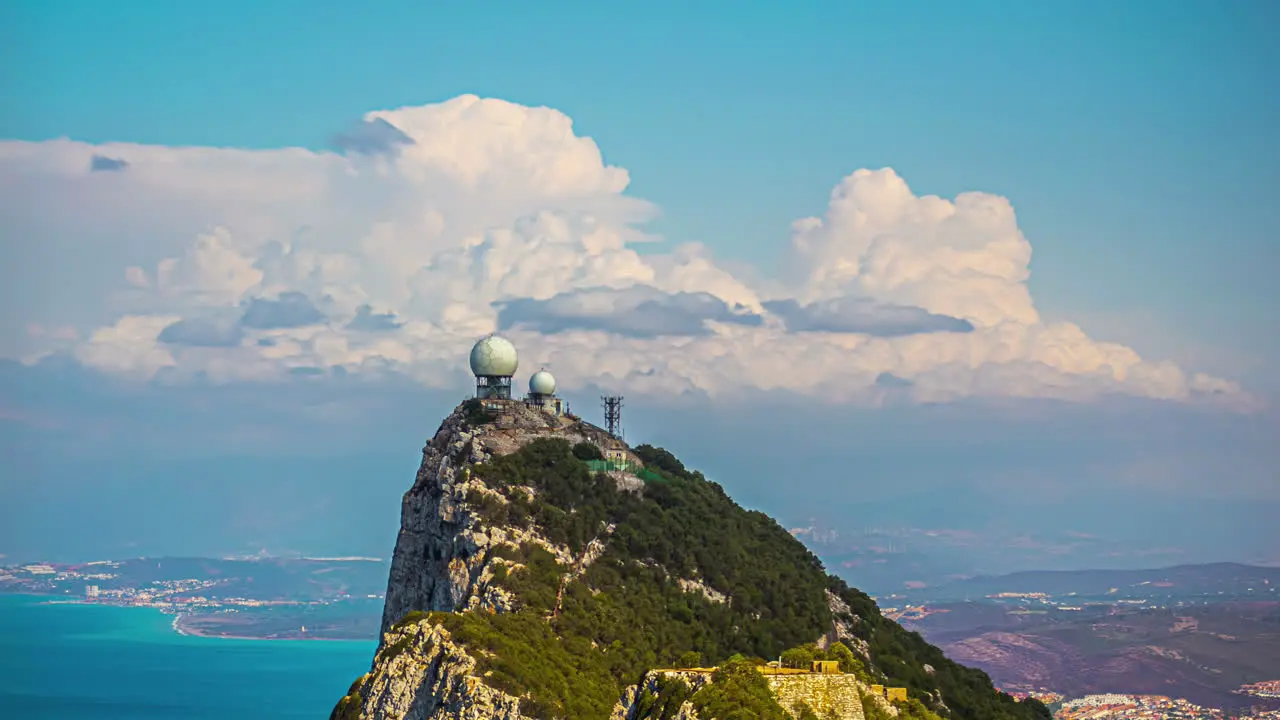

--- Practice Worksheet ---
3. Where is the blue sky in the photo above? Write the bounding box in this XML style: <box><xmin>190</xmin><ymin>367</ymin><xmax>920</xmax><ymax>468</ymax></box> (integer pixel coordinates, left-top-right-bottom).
<box><xmin>1</xmin><ymin>1</ymin><xmax>1276</xmax><ymax>576</ymax></box>
<box><xmin>6</xmin><ymin>0</ymin><xmax>1277</xmax><ymax>385</ymax></box>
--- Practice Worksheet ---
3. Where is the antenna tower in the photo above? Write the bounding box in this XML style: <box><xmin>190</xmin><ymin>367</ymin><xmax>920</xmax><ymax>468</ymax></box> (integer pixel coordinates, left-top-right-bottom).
<box><xmin>601</xmin><ymin>395</ymin><xmax>624</xmax><ymax>438</ymax></box>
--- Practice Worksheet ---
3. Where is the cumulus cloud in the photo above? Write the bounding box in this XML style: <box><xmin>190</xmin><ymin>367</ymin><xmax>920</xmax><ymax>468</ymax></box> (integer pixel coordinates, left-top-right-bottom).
<box><xmin>158</xmin><ymin>316</ymin><xmax>244</xmax><ymax>347</ymax></box>
<box><xmin>332</xmin><ymin>117</ymin><xmax>416</xmax><ymax>155</ymax></box>
<box><xmin>347</xmin><ymin>305</ymin><xmax>403</xmax><ymax>332</ymax></box>
<box><xmin>0</xmin><ymin>94</ymin><xmax>1258</xmax><ymax>410</ymax></box>
<box><xmin>89</xmin><ymin>154</ymin><xmax>128</xmax><ymax>172</ymax></box>
<box><xmin>875</xmin><ymin>372</ymin><xmax>913</xmax><ymax>388</ymax></box>
<box><xmin>497</xmin><ymin>285</ymin><xmax>763</xmax><ymax>338</ymax></box>
<box><xmin>240</xmin><ymin>292</ymin><xmax>326</xmax><ymax>330</ymax></box>
<box><xmin>764</xmin><ymin>297</ymin><xmax>973</xmax><ymax>336</ymax></box>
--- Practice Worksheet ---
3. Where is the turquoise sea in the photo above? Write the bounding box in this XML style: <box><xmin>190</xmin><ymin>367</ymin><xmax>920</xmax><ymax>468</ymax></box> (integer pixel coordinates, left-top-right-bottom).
<box><xmin>0</xmin><ymin>594</ymin><xmax>376</xmax><ymax>719</ymax></box>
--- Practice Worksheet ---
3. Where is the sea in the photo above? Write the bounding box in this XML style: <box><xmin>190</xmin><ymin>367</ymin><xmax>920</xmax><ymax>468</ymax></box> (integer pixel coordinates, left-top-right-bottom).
<box><xmin>0</xmin><ymin>594</ymin><xmax>377</xmax><ymax>719</ymax></box>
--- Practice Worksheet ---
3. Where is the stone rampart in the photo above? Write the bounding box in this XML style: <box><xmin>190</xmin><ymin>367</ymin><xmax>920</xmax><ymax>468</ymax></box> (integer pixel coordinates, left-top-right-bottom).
<box><xmin>766</xmin><ymin>674</ymin><xmax>866</xmax><ymax>720</ymax></box>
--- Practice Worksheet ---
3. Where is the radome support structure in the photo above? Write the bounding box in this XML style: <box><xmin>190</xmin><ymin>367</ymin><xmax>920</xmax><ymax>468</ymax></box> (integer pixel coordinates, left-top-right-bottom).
<box><xmin>601</xmin><ymin>395</ymin><xmax>624</xmax><ymax>439</ymax></box>
<box><xmin>470</xmin><ymin>335</ymin><xmax>519</xmax><ymax>400</ymax></box>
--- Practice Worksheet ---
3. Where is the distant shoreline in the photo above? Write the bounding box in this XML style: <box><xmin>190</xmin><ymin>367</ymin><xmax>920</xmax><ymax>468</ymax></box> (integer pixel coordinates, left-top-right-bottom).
<box><xmin>0</xmin><ymin>594</ymin><xmax>365</xmax><ymax>642</ymax></box>
<box><xmin>171</xmin><ymin>611</ymin><xmax>369</xmax><ymax>642</ymax></box>
<box><xmin>172</xmin><ymin>612</ymin><xmax>278</xmax><ymax>641</ymax></box>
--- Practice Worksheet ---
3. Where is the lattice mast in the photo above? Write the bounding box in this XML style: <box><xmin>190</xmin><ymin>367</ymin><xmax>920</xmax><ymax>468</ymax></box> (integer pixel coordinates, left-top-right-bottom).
<box><xmin>601</xmin><ymin>395</ymin><xmax>624</xmax><ymax>439</ymax></box>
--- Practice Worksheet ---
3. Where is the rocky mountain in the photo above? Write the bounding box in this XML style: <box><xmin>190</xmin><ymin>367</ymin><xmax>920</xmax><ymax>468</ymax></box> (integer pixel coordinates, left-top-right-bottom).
<box><xmin>332</xmin><ymin>399</ymin><xmax>1051</xmax><ymax>720</ymax></box>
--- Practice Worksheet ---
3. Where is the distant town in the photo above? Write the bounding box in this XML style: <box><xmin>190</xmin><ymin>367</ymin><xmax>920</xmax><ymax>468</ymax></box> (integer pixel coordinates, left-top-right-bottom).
<box><xmin>3</xmin><ymin>555</ymin><xmax>1277</xmax><ymax>718</ymax></box>
<box><xmin>1044</xmin><ymin>693</ymin><xmax>1280</xmax><ymax>720</ymax></box>
<box><xmin>0</xmin><ymin>555</ymin><xmax>387</xmax><ymax>640</ymax></box>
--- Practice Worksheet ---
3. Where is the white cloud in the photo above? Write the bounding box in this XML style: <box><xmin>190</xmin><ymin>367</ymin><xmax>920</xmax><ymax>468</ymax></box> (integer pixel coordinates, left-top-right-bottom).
<box><xmin>74</xmin><ymin>315</ymin><xmax>178</xmax><ymax>377</ymax></box>
<box><xmin>0</xmin><ymin>94</ymin><xmax>1260</xmax><ymax>411</ymax></box>
<box><xmin>788</xmin><ymin>168</ymin><xmax>1038</xmax><ymax>328</ymax></box>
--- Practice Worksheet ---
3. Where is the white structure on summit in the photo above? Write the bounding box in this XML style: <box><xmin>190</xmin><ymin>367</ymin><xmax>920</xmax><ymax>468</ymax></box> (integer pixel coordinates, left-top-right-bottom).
<box><xmin>527</xmin><ymin>369</ymin><xmax>565</xmax><ymax>416</ymax></box>
<box><xmin>470</xmin><ymin>334</ymin><xmax>519</xmax><ymax>399</ymax></box>
<box><xmin>468</xmin><ymin>335</ymin><xmax>567</xmax><ymax>416</ymax></box>
<box><xmin>529</xmin><ymin>369</ymin><xmax>556</xmax><ymax>396</ymax></box>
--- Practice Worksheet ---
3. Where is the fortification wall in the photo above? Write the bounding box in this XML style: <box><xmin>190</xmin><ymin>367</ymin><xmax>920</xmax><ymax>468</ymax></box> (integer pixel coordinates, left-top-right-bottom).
<box><xmin>766</xmin><ymin>674</ymin><xmax>866</xmax><ymax>720</ymax></box>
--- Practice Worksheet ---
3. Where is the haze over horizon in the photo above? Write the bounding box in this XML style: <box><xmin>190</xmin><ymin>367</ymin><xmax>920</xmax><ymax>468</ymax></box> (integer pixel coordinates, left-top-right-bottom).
<box><xmin>2</xmin><ymin>1</ymin><xmax>1276</xmax><ymax>578</ymax></box>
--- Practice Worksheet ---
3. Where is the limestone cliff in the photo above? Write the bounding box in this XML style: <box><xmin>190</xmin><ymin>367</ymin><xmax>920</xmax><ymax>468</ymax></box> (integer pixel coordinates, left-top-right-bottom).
<box><xmin>334</xmin><ymin>620</ymin><xmax>529</xmax><ymax>720</ymax></box>
<box><xmin>378</xmin><ymin>400</ymin><xmax>628</xmax><ymax>638</ymax></box>
<box><xmin>340</xmin><ymin>400</ymin><xmax>634</xmax><ymax>720</ymax></box>
<box><xmin>611</xmin><ymin>670</ymin><xmax>712</xmax><ymax>720</ymax></box>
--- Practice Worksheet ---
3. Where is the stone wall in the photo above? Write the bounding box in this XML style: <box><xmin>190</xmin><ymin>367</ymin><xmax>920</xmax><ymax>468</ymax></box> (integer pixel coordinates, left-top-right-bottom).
<box><xmin>766</xmin><ymin>674</ymin><xmax>866</xmax><ymax>720</ymax></box>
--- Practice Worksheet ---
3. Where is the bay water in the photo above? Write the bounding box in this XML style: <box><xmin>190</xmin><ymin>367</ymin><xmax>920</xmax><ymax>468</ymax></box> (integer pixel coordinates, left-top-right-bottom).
<box><xmin>0</xmin><ymin>594</ymin><xmax>376</xmax><ymax>719</ymax></box>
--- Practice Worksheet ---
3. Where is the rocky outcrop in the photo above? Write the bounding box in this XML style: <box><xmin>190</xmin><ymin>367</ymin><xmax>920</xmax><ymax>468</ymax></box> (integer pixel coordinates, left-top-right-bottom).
<box><xmin>821</xmin><ymin>590</ymin><xmax>872</xmax><ymax>661</ymax></box>
<box><xmin>676</xmin><ymin>578</ymin><xmax>728</xmax><ymax>605</ymax></box>
<box><xmin>341</xmin><ymin>400</ymin><xmax>642</xmax><ymax>719</ymax></box>
<box><xmin>379</xmin><ymin>400</ymin><xmax>628</xmax><ymax>638</ymax></box>
<box><xmin>337</xmin><ymin>618</ymin><xmax>531</xmax><ymax>720</ymax></box>
<box><xmin>611</xmin><ymin>670</ymin><xmax>713</xmax><ymax>720</ymax></box>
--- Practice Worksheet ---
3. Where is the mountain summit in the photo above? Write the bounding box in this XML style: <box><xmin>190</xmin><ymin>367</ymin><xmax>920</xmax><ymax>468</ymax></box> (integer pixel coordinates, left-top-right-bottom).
<box><xmin>332</xmin><ymin>399</ymin><xmax>1051</xmax><ymax>720</ymax></box>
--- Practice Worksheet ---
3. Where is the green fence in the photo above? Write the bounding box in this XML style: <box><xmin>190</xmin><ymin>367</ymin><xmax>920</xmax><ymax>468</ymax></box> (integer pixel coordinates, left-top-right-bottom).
<box><xmin>584</xmin><ymin>460</ymin><xmax>668</xmax><ymax>484</ymax></box>
<box><xmin>636</xmin><ymin>468</ymin><xmax>667</xmax><ymax>484</ymax></box>
<box><xmin>585</xmin><ymin>459</ymin><xmax>634</xmax><ymax>473</ymax></box>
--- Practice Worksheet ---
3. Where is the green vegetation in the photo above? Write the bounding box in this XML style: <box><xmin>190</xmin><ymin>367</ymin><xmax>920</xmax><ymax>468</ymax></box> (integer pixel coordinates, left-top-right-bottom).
<box><xmin>862</xmin><ymin>693</ymin><xmax>891</xmax><ymax>720</ymax></box>
<box><xmin>630</xmin><ymin>677</ymin><xmax>694</xmax><ymax>720</ymax></box>
<box><xmin>460</xmin><ymin>398</ymin><xmax>496</xmax><ymax>426</ymax></box>
<box><xmin>379</xmin><ymin>634</ymin><xmax>417</xmax><ymax>663</ymax></box>
<box><xmin>676</xmin><ymin>650</ymin><xmax>703</xmax><ymax>668</ymax></box>
<box><xmin>329</xmin><ymin>692</ymin><xmax>362</xmax><ymax>720</ymax></box>
<box><xmin>328</xmin><ymin>677</ymin><xmax>365</xmax><ymax>720</ymax></box>
<box><xmin>434</xmin><ymin>610</ymin><xmax>620</xmax><ymax>719</ymax></box>
<box><xmin>861</xmin><ymin>691</ymin><xmax>945</xmax><ymax>720</ymax></box>
<box><xmin>689</xmin><ymin>657</ymin><xmax>789</xmax><ymax>719</ymax></box>
<box><xmin>572</xmin><ymin>441</ymin><xmax>604</xmax><ymax>461</ymax></box>
<box><xmin>390</xmin><ymin>609</ymin><xmax>428</xmax><ymax>631</ymax></box>
<box><xmin>431</xmin><ymin>436</ymin><xmax>1051</xmax><ymax>720</ymax></box>
<box><xmin>776</xmin><ymin>641</ymin><xmax>872</xmax><ymax>684</ymax></box>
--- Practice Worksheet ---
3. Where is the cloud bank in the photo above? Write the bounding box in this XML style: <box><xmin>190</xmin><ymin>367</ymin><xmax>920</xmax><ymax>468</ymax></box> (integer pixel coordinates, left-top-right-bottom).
<box><xmin>0</xmin><ymin>94</ymin><xmax>1257</xmax><ymax>410</ymax></box>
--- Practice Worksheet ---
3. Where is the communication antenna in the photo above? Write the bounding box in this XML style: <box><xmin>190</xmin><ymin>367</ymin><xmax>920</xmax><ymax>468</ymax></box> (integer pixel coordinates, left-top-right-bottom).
<box><xmin>601</xmin><ymin>395</ymin><xmax>624</xmax><ymax>438</ymax></box>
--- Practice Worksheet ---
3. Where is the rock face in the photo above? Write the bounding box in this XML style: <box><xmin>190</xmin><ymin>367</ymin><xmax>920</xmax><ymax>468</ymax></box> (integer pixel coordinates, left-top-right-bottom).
<box><xmin>341</xmin><ymin>400</ymin><xmax>634</xmax><ymax>720</ymax></box>
<box><xmin>611</xmin><ymin>670</ymin><xmax>712</xmax><ymax>720</ymax></box>
<box><xmin>379</xmin><ymin>400</ymin><xmax>627</xmax><ymax>638</ymax></box>
<box><xmin>337</xmin><ymin>619</ymin><xmax>531</xmax><ymax>720</ymax></box>
<box><xmin>822</xmin><ymin>590</ymin><xmax>872</xmax><ymax>660</ymax></box>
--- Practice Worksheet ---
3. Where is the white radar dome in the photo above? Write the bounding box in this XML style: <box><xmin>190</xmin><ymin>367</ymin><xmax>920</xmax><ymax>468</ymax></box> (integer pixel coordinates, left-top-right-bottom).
<box><xmin>469</xmin><ymin>335</ymin><xmax>519</xmax><ymax>377</ymax></box>
<box><xmin>529</xmin><ymin>369</ymin><xmax>556</xmax><ymax>396</ymax></box>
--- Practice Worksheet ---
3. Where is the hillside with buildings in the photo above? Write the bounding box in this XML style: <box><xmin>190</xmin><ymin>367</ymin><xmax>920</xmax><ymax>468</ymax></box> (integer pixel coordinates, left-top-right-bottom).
<box><xmin>331</xmin><ymin>335</ymin><xmax>1053</xmax><ymax>720</ymax></box>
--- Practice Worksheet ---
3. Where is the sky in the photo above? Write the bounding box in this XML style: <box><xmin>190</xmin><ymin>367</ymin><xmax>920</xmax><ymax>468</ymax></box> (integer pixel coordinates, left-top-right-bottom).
<box><xmin>1</xmin><ymin>1</ymin><xmax>1277</xmax><ymax>579</ymax></box>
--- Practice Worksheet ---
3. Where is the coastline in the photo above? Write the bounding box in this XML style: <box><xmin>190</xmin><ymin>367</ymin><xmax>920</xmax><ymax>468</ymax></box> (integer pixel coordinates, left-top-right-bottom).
<box><xmin>171</xmin><ymin>610</ymin><xmax>369</xmax><ymax>642</ymax></box>
<box><xmin>3</xmin><ymin>592</ymin><xmax>375</xmax><ymax>642</ymax></box>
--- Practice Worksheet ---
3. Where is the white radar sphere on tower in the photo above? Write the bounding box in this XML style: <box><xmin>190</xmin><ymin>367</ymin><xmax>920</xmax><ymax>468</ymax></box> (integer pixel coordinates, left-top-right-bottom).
<box><xmin>529</xmin><ymin>369</ymin><xmax>556</xmax><ymax>396</ymax></box>
<box><xmin>469</xmin><ymin>335</ymin><xmax>519</xmax><ymax>377</ymax></box>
